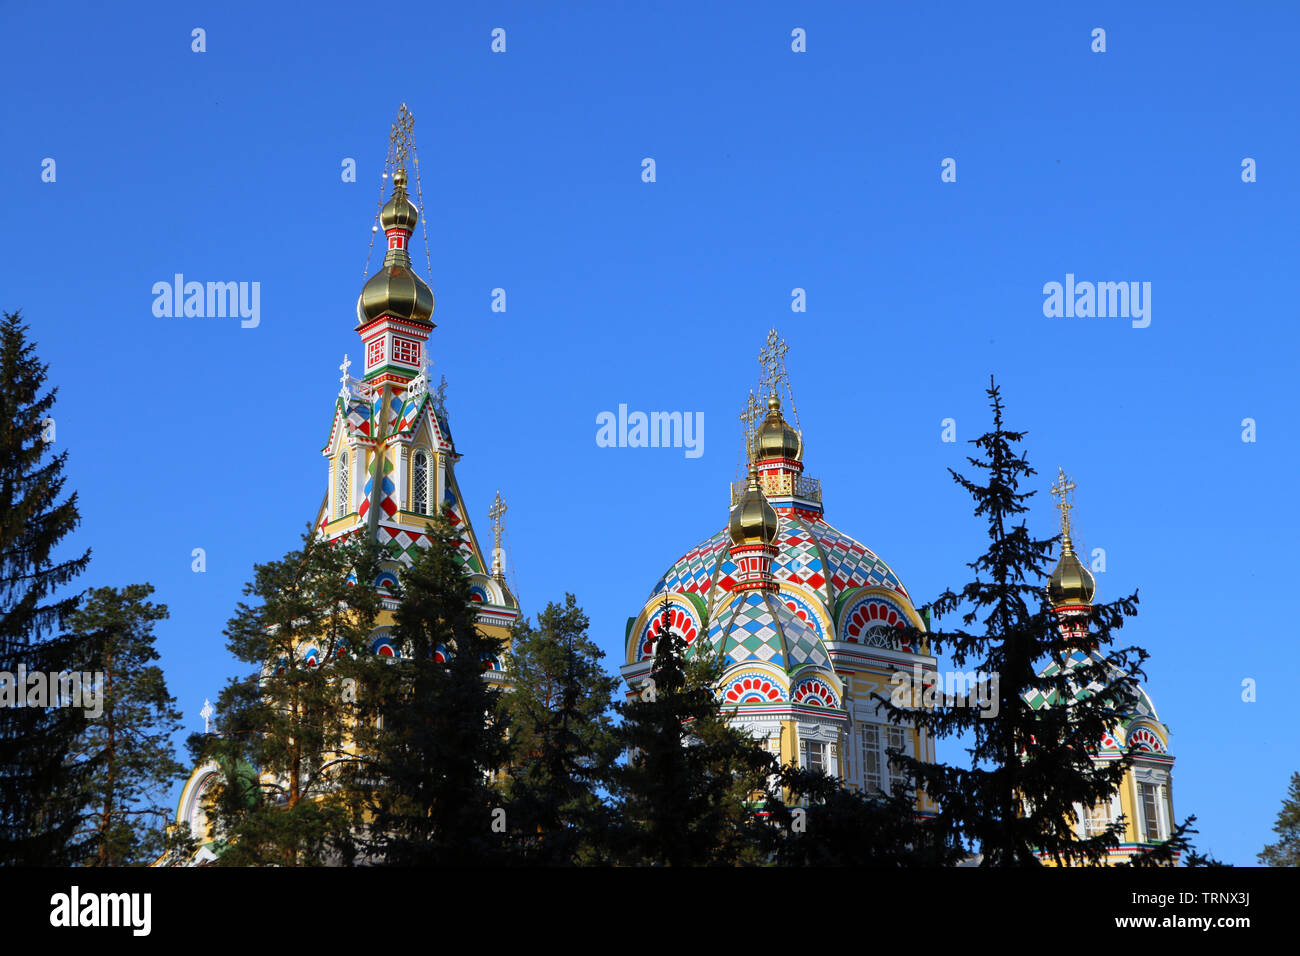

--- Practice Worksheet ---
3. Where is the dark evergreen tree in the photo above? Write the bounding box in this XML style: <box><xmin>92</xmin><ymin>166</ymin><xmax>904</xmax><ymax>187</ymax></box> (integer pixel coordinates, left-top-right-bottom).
<box><xmin>68</xmin><ymin>584</ymin><xmax>184</xmax><ymax>865</ymax></box>
<box><xmin>612</xmin><ymin>603</ymin><xmax>777</xmax><ymax>866</ymax></box>
<box><xmin>358</xmin><ymin>515</ymin><xmax>509</xmax><ymax>865</ymax></box>
<box><xmin>1258</xmin><ymin>771</ymin><xmax>1300</xmax><ymax>866</ymax></box>
<box><xmin>499</xmin><ymin>593</ymin><xmax>620</xmax><ymax>864</ymax></box>
<box><xmin>880</xmin><ymin>378</ymin><xmax>1193</xmax><ymax>866</ymax></box>
<box><xmin>764</xmin><ymin>764</ymin><xmax>964</xmax><ymax>866</ymax></box>
<box><xmin>191</xmin><ymin>527</ymin><xmax>383</xmax><ymax>865</ymax></box>
<box><xmin>0</xmin><ymin>310</ymin><xmax>94</xmax><ymax>865</ymax></box>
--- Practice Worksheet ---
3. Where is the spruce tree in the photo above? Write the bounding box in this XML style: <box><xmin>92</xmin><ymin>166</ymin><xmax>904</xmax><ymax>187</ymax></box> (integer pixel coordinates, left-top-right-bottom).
<box><xmin>0</xmin><ymin>310</ymin><xmax>93</xmax><ymax>865</ymax></box>
<box><xmin>68</xmin><ymin>584</ymin><xmax>185</xmax><ymax>865</ymax></box>
<box><xmin>499</xmin><ymin>593</ymin><xmax>620</xmax><ymax>864</ymax></box>
<box><xmin>358</xmin><ymin>515</ymin><xmax>509</xmax><ymax>865</ymax></box>
<box><xmin>764</xmin><ymin>764</ymin><xmax>963</xmax><ymax>866</ymax></box>
<box><xmin>192</xmin><ymin>527</ymin><xmax>383</xmax><ymax>865</ymax></box>
<box><xmin>1258</xmin><ymin>771</ymin><xmax>1300</xmax><ymax>866</ymax></box>
<box><xmin>880</xmin><ymin>378</ymin><xmax>1190</xmax><ymax>866</ymax></box>
<box><xmin>612</xmin><ymin>603</ymin><xmax>777</xmax><ymax>866</ymax></box>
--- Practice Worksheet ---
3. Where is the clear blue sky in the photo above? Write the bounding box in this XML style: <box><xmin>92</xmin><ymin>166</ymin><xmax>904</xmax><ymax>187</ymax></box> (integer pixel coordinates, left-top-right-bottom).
<box><xmin>2</xmin><ymin>1</ymin><xmax>1296</xmax><ymax>865</ymax></box>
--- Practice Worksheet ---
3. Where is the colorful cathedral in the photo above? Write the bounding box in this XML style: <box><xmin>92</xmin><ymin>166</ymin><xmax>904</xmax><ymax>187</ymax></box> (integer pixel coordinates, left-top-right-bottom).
<box><xmin>172</xmin><ymin>106</ymin><xmax>518</xmax><ymax>861</ymax></box>
<box><xmin>171</xmin><ymin>105</ymin><xmax>1180</xmax><ymax>865</ymax></box>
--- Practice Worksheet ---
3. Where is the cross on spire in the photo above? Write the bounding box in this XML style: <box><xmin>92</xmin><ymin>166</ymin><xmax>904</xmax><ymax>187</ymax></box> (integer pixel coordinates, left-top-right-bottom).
<box><xmin>200</xmin><ymin>698</ymin><xmax>214</xmax><ymax>734</ymax></box>
<box><xmin>489</xmin><ymin>491</ymin><xmax>507</xmax><ymax>579</ymax></box>
<box><xmin>389</xmin><ymin>102</ymin><xmax>415</xmax><ymax>173</ymax></box>
<box><xmin>739</xmin><ymin>388</ymin><xmax>761</xmax><ymax>461</ymax></box>
<box><xmin>1050</xmin><ymin>466</ymin><xmax>1077</xmax><ymax>538</ymax></box>
<box><xmin>339</xmin><ymin>354</ymin><xmax>352</xmax><ymax>386</ymax></box>
<box><xmin>758</xmin><ymin>328</ymin><xmax>790</xmax><ymax>398</ymax></box>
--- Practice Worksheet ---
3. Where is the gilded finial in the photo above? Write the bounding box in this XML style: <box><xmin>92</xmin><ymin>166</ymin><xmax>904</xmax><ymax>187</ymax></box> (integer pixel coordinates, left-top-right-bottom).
<box><xmin>1050</xmin><ymin>466</ymin><xmax>1077</xmax><ymax>547</ymax></box>
<box><xmin>388</xmin><ymin>102</ymin><xmax>415</xmax><ymax>175</ymax></box>
<box><xmin>489</xmin><ymin>491</ymin><xmax>507</xmax><ymax>581</ymax></box>
<box><xmin>758</xmin><ymin>328</ymin><xmax>790</xmax><ymax>399</ymax></box>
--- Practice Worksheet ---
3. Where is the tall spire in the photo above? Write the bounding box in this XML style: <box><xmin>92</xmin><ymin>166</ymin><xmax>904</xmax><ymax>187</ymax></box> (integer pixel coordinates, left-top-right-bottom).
<box><xmin>357</xmin><ymin>105</ymin><xmax>435</xmax><ymax>331</ymax></box>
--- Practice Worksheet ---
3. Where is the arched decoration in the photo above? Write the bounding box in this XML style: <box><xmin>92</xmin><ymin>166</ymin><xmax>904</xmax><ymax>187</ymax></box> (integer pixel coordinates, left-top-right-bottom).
<box><xmin>627</xmin><ymin>594</ymin><xmax>705</xmax><ymax>663</ymax></box>
<box><xmin>467</xmin><ymin>573</ymin><xmax>503</xmax><ymax>606</ymax></box>
<box><xmin>273</xmin><ymin>656</ymin><xmax>290</xmax><ymax>675</ymax></box>
<box><xmin>375</xmin><ymin>567</ymin><xmax>400</xmax><ymax>590</ymax></box>
<box><xmin>335</xmin><ymin>449</ymin><xmax>350</xmax><ymax>519</ymax></box>
<box><xmin>412</xmin><ymin>449</ymin><xmax>430</xmax><ymax>515</ymax></box>
<box><xmin>792</xmin><ymin>675</ymin><xmax>839</xmax><ymax>709</ymax></box>
<box><xmin>721</xmin><ymin>670</ymin><xmax>787</xmax><ymax>705</ymax></box>
<box><xmin>1099</xmin><ymin>731</ymin><xmax>1121</xmax><ymax>751</ymax></box>
<box><xmin>371</xmin><ymin>629</ymin><xmax>397</xmax><ymax>658</ymax></box>
<box><xmin>836</xmin><ymin>589</ymin><xmax>924</xmax><ymax>653</ymax></box>
<box><xmin>303</xmin><ymin>646</ymin><xmax>321</xmax><ymax>667</ymax></box>
<box><xmin>434</xmin><ymin>644</ymin><xmax>450</xmax><ymax>663</ymax></box>
<box><xmin>1127</xmin><ymin>726</ymin><xmax>1167</xmax><ymax>754</ymax></box>
<box><xmin>776</xmin><ymin>581</ymin><xmax>833</xmax><ymax>645</ymax></box>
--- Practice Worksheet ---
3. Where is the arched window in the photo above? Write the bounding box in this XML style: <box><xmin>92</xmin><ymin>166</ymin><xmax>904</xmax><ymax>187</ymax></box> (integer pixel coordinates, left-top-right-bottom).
<box><xmin>412</xmin><ymin>450</ymin><xmax>429</xmax><ymax>515</ymax></box>
<box><xmin>336</xmin><ymin>450</ymin><xmax>350</xmax><ymax>518</ymax></box>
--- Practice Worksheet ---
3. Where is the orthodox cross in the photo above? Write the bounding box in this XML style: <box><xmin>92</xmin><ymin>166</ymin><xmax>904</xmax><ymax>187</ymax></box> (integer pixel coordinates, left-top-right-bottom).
<box><xmin>758</xmin><ymin>328</ymin><xmax>790</xmax><ymax>397</ymax></box>
<box><xmin>388</xmin><ymin>102</ymin><xmax>415</xmax><ymax>173</ymax></box>
<box><xmin>488</xmin><ymin>491</ymin><xmax>507</xmax><ymax>578</ymax></box>
<box><xmin>739</xmin><ymin>389</ymin><xmax>761</xmax><ymax>462</ymax></box>
<box><xmin>1050</xmin><ymin>466</ymin><xmax>1076</xmax><ymax>538</ymax></box>
<box><xmin>200</xmin><ymin>698</ymin><xmax>214</xmax><ymax>734</ymax></box>
<box><xmin>338</xmin><ymin>354</ymin><xmax>352</xmax><ymax>389</ymax></box>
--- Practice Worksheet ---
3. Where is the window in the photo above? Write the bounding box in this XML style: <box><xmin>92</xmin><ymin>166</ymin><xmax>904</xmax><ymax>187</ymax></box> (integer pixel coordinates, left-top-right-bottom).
<box><xmin>1138</xmin><ymin>782</ymin><xmax>1163</xmax><ymax>841</ymax></box>
<box><xmin>800</xmin><ymin>739</ymin><xmax>826</xmax><ymax>774</ymax></box>
<box><xmin>393</xmin><ymin>337</ymin><xmax>420</xmax><ymax>367</ymax></box>
<box><xmin>1084</xmin><ymin>800</ymin><xmax>1114</xmax><ymax>837</ymax></box>
<box><xmin>887</xmin><ymin>726</ymin><xmax>909</xmax><ymax>795</ymax></box>
<box><xmin>861</xmin><ymin>724</ymin><xmax>882</xmax><ymax>793</ymax></box>
<box><xmin>412</xmin><ymin>450</ymin><xmax>429</xmax><ymax>515</ymax></box>
<box><xmin>860</xmin><ymin>722</ymin><xmax>909</xmax><ymax>795</ymax></box>
<box><xmin>366</xmin><ymin>338</ymin><xmax>384</xmax><ymax>368</ymax></box>
<box><xmin>335</xmin><ymin>450</ymin><xmax>350</xmax><ymax>518</ymax></box>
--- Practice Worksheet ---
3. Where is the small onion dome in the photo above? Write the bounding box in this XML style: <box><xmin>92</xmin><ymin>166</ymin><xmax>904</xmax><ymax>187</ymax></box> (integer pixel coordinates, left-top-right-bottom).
<box><xmin>380</xmin><ymin>169</ymin><xmax>420</xmax><ymax>231</ymax></box>
<box><xmin>729</xmin><ymin>465</ymin><xmax>778</xmax><ymax>546</ymax></box>
<box><xmin>754</xmin><ymin>393</ymin><xmax>802</xmax><ymax>461</ymax></box>
<box><xmin>1048</xmin><ymin>535</ymin><xmax>1096</xmax><ymax>607</ymax></box>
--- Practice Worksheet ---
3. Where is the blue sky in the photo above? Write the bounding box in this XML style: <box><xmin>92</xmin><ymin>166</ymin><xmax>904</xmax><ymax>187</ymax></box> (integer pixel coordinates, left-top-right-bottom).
<box><xmin>2</xmin><ymin>1</ymin><xmax>1296</xmax><ymax>864</ymax></box>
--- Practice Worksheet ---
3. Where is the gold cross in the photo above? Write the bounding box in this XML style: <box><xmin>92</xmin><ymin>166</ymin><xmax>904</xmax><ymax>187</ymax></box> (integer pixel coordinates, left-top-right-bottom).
<box><xmin>488</xmin><ymin>490</ymin><xmax>507</xmax><ymax>548</ymax></box>
<box><xmin>757</xmin><ymin>328</ymin><xmax>789</xmax><ymax>397</ymax></box>
<box><xmin>1050</xmin><ymin>466</ymin><xmax>1076</xmax><ymax>537</ymax></box>
<box><xmin>389</xmin><ymin>102</ymin><xmax>415</xmax><ymax>172</ymax></box>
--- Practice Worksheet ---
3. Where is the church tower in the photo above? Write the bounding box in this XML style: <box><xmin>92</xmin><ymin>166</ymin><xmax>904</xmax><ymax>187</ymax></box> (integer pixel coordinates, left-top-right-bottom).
<box><xmin>1029</xmin><ymin>469</ymin><xmax>1178</xmax><ymax>864</ymax></box>
<box><xmin>317</xmin><ymin>104</ymin><xmax>519</xmax><ymax>654</ymax></box>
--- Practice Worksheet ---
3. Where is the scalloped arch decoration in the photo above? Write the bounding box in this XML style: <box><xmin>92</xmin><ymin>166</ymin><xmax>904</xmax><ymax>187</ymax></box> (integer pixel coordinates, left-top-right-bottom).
<box><xmin>791</xmin><ymin>676</ymin><xmax>838</xmax><ymax>708</ymax></box>
<box><xmin>722</xmin><ymin>672</ymin><xmax>786</xmax><ymax>704</ymax></box>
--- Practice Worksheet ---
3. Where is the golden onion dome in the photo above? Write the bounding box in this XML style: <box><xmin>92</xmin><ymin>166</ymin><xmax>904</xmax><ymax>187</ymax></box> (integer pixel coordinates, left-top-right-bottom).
<box><xmin>380</xmin><ymin>169</ymin><xmax>420</xmax><ymax>231</ymax></box>
<box><xmin>729</xmin><ymin>464</ymin><xmax>778</xmax><ymax>546</ymax></box>
<box><xmin>1048</xmin><ymin>535</ymin><xmax>1096</xmax><ymax>607</ymax></box>
<box><xmin>356</xmin><ymin>170</ymin><xmax>434</xmax><ymax>326</ymax></box>
<box><xmin>754</xmin><ymin>393</ymin><xmax>802</xmax><ymax>461</ymax></box>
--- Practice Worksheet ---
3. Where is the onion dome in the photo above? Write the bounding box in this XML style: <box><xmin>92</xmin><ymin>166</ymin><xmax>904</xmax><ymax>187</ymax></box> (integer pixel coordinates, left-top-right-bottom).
<box><xmin>356</xmin><ymin>169</ymin><xmax>435</xmax><ymax>326</ymax></box>
<box><xmin>729</xmin><ymin>464</ymin><xmax>778</xmax><ymax>546</ymax></box>
<box><xmin>1048</xmin><ymin>533</ymin><xmax>1096</xmax><ymax>607</ymax></box>
<box><xmin>754</xmin><ymin>393</ymin><xmax>802</xmax><ymax>461</ymax></box>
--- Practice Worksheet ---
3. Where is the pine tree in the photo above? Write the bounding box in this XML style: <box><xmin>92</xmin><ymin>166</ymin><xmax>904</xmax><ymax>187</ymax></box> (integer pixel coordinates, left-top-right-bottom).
<box><xmin>499</xmin><ymin>593</ymin><xmax>619</xmax><ymax>864</ymax></box>
<box><xmin>881</xmin><ymin>378</ymin><xmax>1188</xmax><ymax>866</ymax></box>
<box><xmin>0</xmin><ymin>310</ymin><xmax>93</xmax><ymax>865</ymax></box>
<box><xmin>765</xmin><ymin>764</ymin><xmax>963</xmax><ymax>866</ymax></box>
<box><xmin>68</xmin><ymin>584</ymin><xmax>185</xmax><ymax>866</ymax></box>
<box><xmin>192</xmin><ymin>527</ymin><xmax>384</xmax><ymax>865</ymax></box>
<box><xmin>612</xmin><ymin>603</ymin><xmax>777</xmax><ymax>866</ymax></box>
<box><xmin>1258</xmin><ymin>771</ymin><xmax>1300</xmax><ymax>866</ymax></box>
<box><xmin>358</xmin><ymin>515</ymin><xmax>509</xmax><ymax>865</ymax></box>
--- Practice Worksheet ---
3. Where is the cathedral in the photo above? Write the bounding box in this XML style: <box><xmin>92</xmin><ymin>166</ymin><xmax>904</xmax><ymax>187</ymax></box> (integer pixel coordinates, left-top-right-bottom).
<box><xmin>173</xmin><ymin>107</ymin><xmax>1178</xmax><ymax>865</ymax></box>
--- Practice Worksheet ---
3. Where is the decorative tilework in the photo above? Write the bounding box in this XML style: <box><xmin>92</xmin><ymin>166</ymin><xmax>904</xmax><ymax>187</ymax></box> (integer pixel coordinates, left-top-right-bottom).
<box><xmin>792</xmin><ymin>676</ymin><xmax>838</xmax><ymax>708</ymax></box>
<box><xmin>722</xmin><ymin>672</ymin><xmax>786</xmax><ymax>704</ymax></box>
